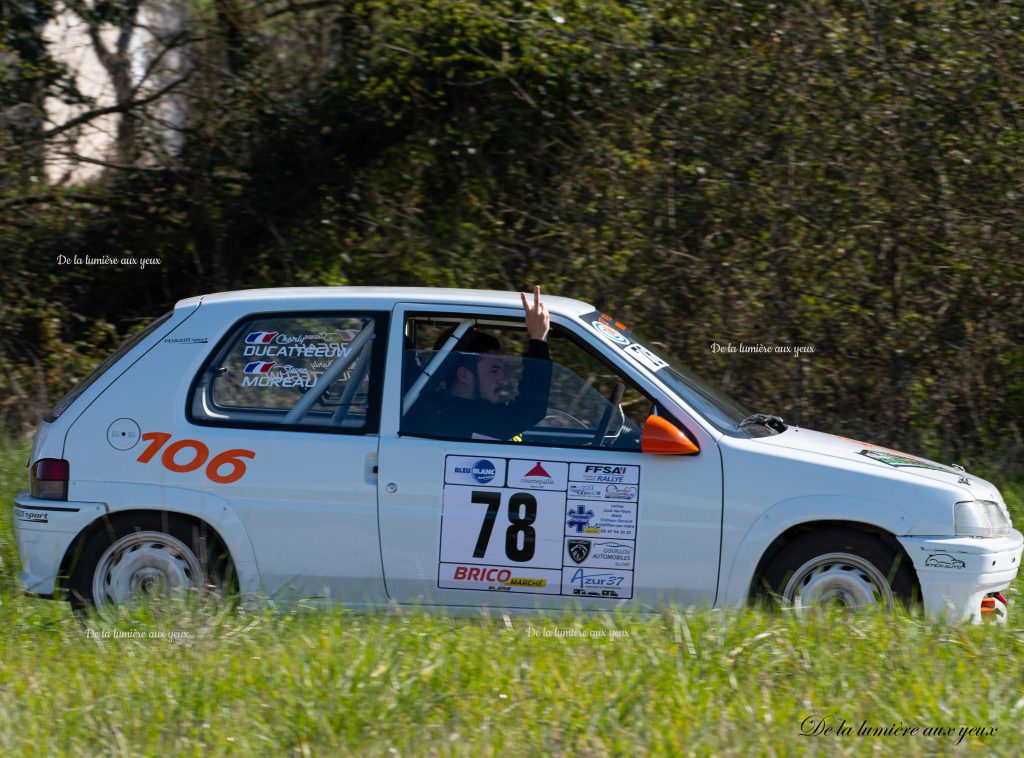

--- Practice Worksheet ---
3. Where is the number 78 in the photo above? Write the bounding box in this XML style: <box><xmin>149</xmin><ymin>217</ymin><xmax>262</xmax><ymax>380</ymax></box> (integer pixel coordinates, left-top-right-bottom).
<box><xmin>471</xmin><ymin>490</ymin><xmax>538</xmax><ymax>563</ymax></box>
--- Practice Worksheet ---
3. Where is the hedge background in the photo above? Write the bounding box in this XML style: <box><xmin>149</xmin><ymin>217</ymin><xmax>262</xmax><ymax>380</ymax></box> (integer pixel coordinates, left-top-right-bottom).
<box><xmin>2</xmin><ymin>0</ymin><xmax>1022</xmax><ymax>470</ymax></box>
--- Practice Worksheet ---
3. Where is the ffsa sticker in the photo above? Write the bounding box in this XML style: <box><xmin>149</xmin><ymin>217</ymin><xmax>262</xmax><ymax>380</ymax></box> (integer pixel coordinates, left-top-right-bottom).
<box><xmin>439</xmin><ymin>455</ymin><xmax>640</xmax><ymax>598</ymax></box>
<box><xmin>569</xmin><ymin>463</ymin><xmax>639</xmax><ymax>485</ymax></box>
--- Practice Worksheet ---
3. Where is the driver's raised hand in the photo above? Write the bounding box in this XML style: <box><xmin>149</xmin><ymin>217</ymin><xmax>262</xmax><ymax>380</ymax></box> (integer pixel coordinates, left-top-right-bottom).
<box><xmin>521</xmin><ymin>285</ymin><xmax>550</xmax><ymax>342</ymax></box>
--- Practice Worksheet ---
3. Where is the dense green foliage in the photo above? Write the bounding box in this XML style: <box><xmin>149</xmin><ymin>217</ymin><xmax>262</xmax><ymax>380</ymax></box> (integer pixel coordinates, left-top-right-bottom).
<box><xmin>1</xmin><ymin>438</ymin><xmax>1023</xmax><ymax>755</ymax></box>
<box><xmin>1</xmin><ymin>1</ymin><xmax>1022</xmax><ymax>469</ymax></box>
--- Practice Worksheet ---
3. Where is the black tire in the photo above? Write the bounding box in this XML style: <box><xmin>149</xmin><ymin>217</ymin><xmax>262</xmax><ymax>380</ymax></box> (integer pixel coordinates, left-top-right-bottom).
<box><xmin>756</xmin><ymin>528</ymin><xmax>918</xmax><ymax>612</ymax></box>
<box><xmin>66</xmin><ymin>512</ymin><xmax>236</xmax><ymax>614</ymax></box>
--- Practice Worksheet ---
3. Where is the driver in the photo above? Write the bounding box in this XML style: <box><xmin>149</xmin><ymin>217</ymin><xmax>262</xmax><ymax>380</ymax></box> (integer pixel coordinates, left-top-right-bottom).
<box><xmin>409</xmin><ymin>286</ymin><xmax>552</xmax><ymax>441</ymax></box>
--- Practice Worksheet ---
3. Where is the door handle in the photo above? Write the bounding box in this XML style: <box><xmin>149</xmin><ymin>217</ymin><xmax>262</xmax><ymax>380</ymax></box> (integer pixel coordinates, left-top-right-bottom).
<box><xmin>364</xmin><ymin>452</ymin><xmax>378</xmax><ymax>485</ymax></box>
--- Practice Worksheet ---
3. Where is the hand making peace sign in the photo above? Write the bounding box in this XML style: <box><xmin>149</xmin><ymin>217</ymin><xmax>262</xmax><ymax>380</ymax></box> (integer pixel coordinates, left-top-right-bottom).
<box><xmin>521</xmin><ymin>284</ymin><xmax>550</xmax><ymax>342</ymax></box>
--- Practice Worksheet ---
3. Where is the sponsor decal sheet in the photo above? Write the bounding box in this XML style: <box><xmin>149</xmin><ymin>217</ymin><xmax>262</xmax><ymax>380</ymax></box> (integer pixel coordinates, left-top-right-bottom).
<box><xmin>238</xmin><ymin>328</ymin><xmax>360</xmax><ymax>389</ymax></box>
<box><xmin>438</xmin><ymin>455</ymin><xmax>640</xmax><ymax>599</ymax></box>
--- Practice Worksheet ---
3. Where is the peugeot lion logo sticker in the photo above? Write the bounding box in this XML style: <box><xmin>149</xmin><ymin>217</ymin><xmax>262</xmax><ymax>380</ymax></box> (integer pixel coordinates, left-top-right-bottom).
<box><xmin>568</xmin><ymin>540</ymin><xmax>591</xmax><ymax>564</ymax></box>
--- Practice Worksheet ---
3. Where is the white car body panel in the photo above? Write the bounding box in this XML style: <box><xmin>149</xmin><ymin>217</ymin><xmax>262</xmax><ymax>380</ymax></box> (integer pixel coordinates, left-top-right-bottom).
<box><xmin>376</xmin><ymin>303</ymin><xmax>723</xmax><ymax>610</ymax></box>
<box><xmin>716</xmin><ymin>429</ymin><xmax>1019</xmax><ymax>612</ymax></box>
<box><xmin>11</xmin><ymin>286</ymin><xmax>1022</xmax><ymax>622</ymax></box>
<box><xmin>14</xmin><ymin>495</ymin><xmax>106</xmax><ymax>594</ymax></box>
<box><xmin>60</xmin><ymin>298</ymin><xmax>387</xmax><ymax>603</ymax></box>
<box><xmin>898</xmin><ymin>533</ymin><xmax>1022</xmax><ymax>622</ymax></box>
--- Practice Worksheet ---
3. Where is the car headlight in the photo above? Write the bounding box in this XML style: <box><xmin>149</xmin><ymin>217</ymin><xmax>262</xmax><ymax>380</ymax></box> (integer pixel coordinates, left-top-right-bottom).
<box><xmin>954</xmin><ymin>500</ymin><xmax>1011</xmax><ymax>537</ymax></box>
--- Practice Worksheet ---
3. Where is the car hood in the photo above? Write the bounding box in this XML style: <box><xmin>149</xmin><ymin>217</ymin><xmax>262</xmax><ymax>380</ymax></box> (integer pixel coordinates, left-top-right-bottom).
<box><xmin>752</xmin><ymin>427</ymin><xmax>1003</xmax><ymax>503</ymax></box>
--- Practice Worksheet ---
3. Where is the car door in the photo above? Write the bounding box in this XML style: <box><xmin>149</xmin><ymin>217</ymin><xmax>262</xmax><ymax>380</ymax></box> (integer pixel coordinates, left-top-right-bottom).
<box><xmin>182</xmin><ymin>308</ymin><xmax>390</xmax><ymax>604</ymax></box>
<box><xmin>376</xmin><ymin>302</ymin><xmax>723</xmax><ymax>611</ymax></box>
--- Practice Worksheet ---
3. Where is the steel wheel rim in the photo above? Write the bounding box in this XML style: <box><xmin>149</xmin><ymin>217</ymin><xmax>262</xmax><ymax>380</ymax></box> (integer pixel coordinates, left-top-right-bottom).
<box><xmin>92</xmin><ymin>531</ymin><xmax>204</xmax><ymax>610</ymax></box>
<box><xmin>783</xmin><ymin>552</ymin><xmax>894</xmax><ymax>611</ymax></box>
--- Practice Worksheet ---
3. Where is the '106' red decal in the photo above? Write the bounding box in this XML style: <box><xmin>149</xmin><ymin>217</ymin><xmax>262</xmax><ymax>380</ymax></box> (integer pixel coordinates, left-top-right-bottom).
<box><xmin>137</xmin><ymin>432</ymin><xmax>255</xmax><ymax>484</ymax></box>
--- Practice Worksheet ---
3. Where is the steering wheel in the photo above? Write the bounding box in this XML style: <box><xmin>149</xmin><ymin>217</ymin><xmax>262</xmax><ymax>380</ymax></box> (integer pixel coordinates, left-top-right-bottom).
<box><xmin>541</xmin><ymin>408</ymin><xmax>590</xmax><ymax>430</ymax></box>
<box><xmin>591</xmin><ymin>383</ymin><xmax>625</xmax><ymax>447</ymax></box>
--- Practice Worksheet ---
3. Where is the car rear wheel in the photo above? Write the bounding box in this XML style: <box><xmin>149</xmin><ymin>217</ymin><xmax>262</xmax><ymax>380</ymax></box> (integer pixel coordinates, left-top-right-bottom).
<box><xmin>759</xmin><ymin>528</ymin><xmax>917</xmax><ymax>613</ymax></box>
<box><xmin>67</xmin><ymin>512</ymin><xmax>234</xmax><ymax>614</ymax></box>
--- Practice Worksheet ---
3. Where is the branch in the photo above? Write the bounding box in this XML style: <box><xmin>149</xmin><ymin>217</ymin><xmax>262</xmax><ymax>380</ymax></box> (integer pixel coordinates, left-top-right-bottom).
<box><xmin>68</xmin><ymin>0</ymin><xmax>142</xmax><ymax>103</ymax></box>
<box><xmin>0</xmin><ymin>192</ymin><xmax>111</xmax><ymax>210</ymax></box>
<box><xmin>133</xmin><ymin>30</ymin><xmax>192</xmax><ymax>92</ymax></box>
<box><xmin>64</xmin><ymin>0</ymin><xmax>116</xmax><ymax>74</ymax></box>
<box><xmin>42</xmin><ymin>74</ymin><xmax>191</xmax><ymax>139</ymax></box>
<box><xmin>265</xmin><ymin>0</ymin><xmax>337</xmax><ymax>20</ymax></box>
<box><xmin>468</xmin><ymin>45</ymin><xmax>538</xmax><ymax>109</ymax></box>
<box><xmin>55</xmin><ymin>151</ymin><xmax>167</xmax><ymax>173</ymax></box>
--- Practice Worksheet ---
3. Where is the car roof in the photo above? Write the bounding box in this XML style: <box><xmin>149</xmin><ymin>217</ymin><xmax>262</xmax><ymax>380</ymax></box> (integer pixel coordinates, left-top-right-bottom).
<box><xmin>176</xmin><ymin>287</ymin><xmax>596</xmax><ymax>316</ymax></box>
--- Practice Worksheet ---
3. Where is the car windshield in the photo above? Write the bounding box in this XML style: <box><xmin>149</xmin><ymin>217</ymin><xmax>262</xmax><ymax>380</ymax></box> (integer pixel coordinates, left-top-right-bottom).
<box><xmin>578</xmin><ymin>311</ymin><xmax>765</xmax><ymax>437</ymax></box>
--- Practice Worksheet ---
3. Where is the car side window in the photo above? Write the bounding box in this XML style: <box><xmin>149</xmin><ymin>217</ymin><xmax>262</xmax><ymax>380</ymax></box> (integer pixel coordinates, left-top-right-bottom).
<box><xmin>190</xmin><ymin>313</ymin><xmax>384</xmax><ymax>432</ymax></box>
<box><xmin>538</xmin><ymin>329</ymin><xmax>652</xmax><ymax>447</ymax></box>
<box><xmin>400</xmin><ymin>315</ymin><xmax>651</xmax><ymax>450</ymax></box>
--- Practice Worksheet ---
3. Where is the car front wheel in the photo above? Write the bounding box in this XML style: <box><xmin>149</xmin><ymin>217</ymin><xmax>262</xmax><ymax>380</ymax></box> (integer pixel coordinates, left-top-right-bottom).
<box><xmin>759</xmin><ymin>528</ymin><xmax>918</xmax><ymax>612</ymax></box>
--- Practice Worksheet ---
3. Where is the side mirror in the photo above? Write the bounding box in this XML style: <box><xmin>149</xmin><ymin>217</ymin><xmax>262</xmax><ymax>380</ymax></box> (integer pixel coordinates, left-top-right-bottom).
<box><xmin>641</xmin><ymin>415</ymin><xmax>700</xmax><ymax>455</ymax></box>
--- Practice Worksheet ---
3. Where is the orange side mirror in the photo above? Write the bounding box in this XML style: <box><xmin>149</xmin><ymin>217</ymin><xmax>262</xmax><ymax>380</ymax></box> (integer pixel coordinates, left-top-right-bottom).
<box><xmin>641</xmin><ymin>415</ymin><xmax>700</xmax><ymax>455</ymax></box>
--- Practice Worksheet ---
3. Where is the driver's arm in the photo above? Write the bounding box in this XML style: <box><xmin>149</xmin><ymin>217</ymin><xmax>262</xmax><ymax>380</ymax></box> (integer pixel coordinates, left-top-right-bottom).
<box><xmin>511</xmin><ymin>285</ymin><xmax>553</xmax><ymax>428</ymax></box>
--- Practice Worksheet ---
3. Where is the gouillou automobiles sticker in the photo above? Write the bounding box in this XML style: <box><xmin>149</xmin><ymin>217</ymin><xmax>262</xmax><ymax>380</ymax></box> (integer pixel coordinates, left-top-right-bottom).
<box><xmin>437</xmin><ymin>456</ymin><xmax>639</xmax><ymax>598</ymax></box>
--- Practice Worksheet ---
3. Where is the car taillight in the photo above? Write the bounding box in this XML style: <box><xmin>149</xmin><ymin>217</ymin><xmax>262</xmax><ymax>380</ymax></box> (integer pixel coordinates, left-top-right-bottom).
<box><xmin>30</xmin><ymin>459</ymin><xmax>69</xmax><ymax>501</ymax></box>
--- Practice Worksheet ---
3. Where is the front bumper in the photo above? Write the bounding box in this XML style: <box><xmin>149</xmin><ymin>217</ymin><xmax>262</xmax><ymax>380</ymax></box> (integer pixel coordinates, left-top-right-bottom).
<box><xmin>13</xmin><ymin>490</ymin><xmax>107</xmax><ymax>597</ymax></box>
<box><xmin>898</xmin><ymin>529</ymin><xmax>1023</xmax><ymax>623</ymax></box>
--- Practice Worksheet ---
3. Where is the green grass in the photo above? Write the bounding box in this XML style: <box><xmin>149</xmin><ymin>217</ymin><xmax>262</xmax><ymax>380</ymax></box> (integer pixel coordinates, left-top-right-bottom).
<box><xmin>2</xmin><ymin>436</ymin><xmax>1024</xmax><ymax>756</ymax></box>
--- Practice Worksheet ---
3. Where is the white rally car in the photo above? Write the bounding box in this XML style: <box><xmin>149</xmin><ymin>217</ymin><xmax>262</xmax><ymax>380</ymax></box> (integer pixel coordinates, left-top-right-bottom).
<box><xmin>13</xmin><ymin>288</ymin><xmax>1022</xmax><ymax>622</ymax></box>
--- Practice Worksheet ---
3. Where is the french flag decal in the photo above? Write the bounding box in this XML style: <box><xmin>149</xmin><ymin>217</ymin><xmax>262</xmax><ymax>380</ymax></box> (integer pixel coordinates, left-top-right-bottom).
<box><xmin>244</xmin><ymin>361</ymin><xmax>276</xmax><ymax>374</ymax></box>
<box><xmin>245</xmin><ymin>331</ymin><xmax>278</xmax><ymax>344</ymax></box>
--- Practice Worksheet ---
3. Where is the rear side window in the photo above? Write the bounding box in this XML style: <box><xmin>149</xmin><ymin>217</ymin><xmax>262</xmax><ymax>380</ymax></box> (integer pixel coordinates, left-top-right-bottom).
<box><xmin>190</xmin><ymin>312</ymin><xmax>386</xmax><ymax>433</ymax></box>
<box><xmin>45</xmin><ymin>311</ymin><xmax>173</xmax><ymax>421</ymax></box>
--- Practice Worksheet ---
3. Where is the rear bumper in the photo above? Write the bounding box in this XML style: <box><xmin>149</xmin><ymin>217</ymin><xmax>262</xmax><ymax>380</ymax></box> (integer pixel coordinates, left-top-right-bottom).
<box><xmin>13</xmin><ymin>490</ymin><xmax>106</xmax><ymax>597</ymax></box>
<box><xmin>898</xmin><ymin>530</ymin><xmax>1022</xmax><ymax>623</ymax></box>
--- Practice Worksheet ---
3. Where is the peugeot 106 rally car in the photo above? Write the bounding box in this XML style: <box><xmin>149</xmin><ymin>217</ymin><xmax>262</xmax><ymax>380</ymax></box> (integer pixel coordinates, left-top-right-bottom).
<box><xmin>13</xmin><ymin>288</ymin><xmax>1022</xmax><ymax>621</ymax></box>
